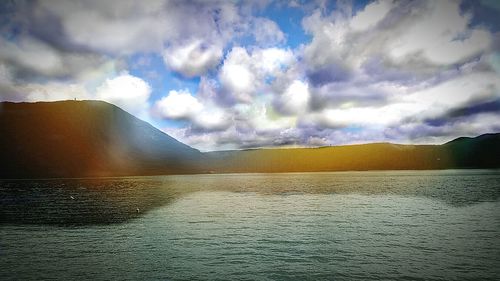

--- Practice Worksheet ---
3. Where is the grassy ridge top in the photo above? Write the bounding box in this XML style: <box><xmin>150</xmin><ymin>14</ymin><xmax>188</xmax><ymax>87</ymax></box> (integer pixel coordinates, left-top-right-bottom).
<box><xmin>205</xmin><ymin>134</ymin><xmax>499</xmax><ymax>173</ymax></box>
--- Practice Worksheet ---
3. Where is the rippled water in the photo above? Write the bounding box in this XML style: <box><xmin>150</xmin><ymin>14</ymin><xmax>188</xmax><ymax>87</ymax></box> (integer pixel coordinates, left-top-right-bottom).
<box><xmin>1</xmin><ymin>170</ymin><xmax>499</xmax><ymax>280</ymax></box>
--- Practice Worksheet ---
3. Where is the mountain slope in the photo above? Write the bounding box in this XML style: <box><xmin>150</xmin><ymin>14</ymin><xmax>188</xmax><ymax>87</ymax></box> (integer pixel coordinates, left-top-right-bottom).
<box><xmin>205</xmin><ymin>143</ymin><xmax>451</xmax><ymax>173</ymax></box>
<box><xmin>443</xmin><ymin>133</ymin><xmax>500</xmax><ymax>168</ymax></box>
<box><xmin>0</xmin><ymin>100</ymin><xmax>202</xmax><ymax>178</ymax></box>
<box><xmin>1</xmin><ymin>100</ymin><xmax>499</xmax><ymax>178</ymax></box>
<box><xmin>205</xmin><ymin>134</ymin><xmax>500</xmax><ymax>173</ymax></box>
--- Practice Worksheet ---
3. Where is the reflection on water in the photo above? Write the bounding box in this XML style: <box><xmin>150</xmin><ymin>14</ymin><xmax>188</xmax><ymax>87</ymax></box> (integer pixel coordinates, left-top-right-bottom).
<box><xmin>0</xmin><ymin>178</ymin><xmax>176</xmax><ymax>225</ymax></box>
<box><xmin>1</xmin><ymin>170</ymin><xmax>499</xmax><ymax>225</ymax></box>
<box><xmin>1</xmin><ymin>170</ymin><xmax>500</xmax><ymax>280</ymax></box>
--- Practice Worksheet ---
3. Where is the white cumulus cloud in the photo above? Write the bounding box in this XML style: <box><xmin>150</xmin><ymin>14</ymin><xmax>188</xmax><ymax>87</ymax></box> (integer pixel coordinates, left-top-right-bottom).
<box><xmin>277</xmin><ymin>80</ymin><xmax>310</xmax><ymax>115</ymax></box>
<box><xmin>154</xmin><ymin>89</ymin><xmax>231</xmax><ymax>132</ymax></box>
<box><xmin>219</xmin><ymin>47</ymin><xmax>256</xmax><ymax>103</ymax></box>
<box><xmin>154</xmin><ymin>90</ymin><xmax>203</xmax><ymax>119</ymax></box>
<box><xmin>387</xmin><ymin>1</ymin><xmax>492</xmax><ymax>66</ymax></box>
<box><xmin>95</xmin><ymin>73</ymin><xmax>151</xmax><ymax>115</ymax></box>
<box><xmin>252</xmin><ymin>17</ymin><xmax>286</xmax><ymax>46</ymax></box>
<box><xmin>350</xmin><ymin>0</ymin><xmax>394</xmax><ymax>31</ymax></box>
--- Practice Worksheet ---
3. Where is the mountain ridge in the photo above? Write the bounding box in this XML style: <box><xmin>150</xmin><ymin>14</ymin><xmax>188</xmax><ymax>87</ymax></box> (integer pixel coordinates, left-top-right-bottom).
<box><xmin>1</xmin><ymin>100</ymin><xmax>499</xmax><ymax>178</ymax></box>
<box><xmin>0</xmin><ymin>100</ymin><xmax>202</xmax><ymax>178</ymax></box>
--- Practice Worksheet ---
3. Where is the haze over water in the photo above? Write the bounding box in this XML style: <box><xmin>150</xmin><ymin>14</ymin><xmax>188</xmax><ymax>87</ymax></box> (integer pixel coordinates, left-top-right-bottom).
<box><xmin>1</xmin><ymin>170</ymin><xmax>499</xmax><ymax>280</ymax></box>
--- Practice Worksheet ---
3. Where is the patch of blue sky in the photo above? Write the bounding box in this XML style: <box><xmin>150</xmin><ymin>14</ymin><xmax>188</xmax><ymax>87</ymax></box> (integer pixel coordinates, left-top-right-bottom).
<box><xmin>461</xmin><ymin>0</ymin><xmax>500</xmax><ymax>31</ymax></box>
<box><xmin>156</xmin><ymin>118</ymin><xmax>190</xmax><ymax>129</ymax></box>
<box><xmin>127</xmin><ymin>53</ymin><xmax>200</xmax><ymax>100</ymax></box>
<box><xmin>253</xmin><ymin>0</ymin><xmax>374</xmax><ymax>50</ymax></box>
<box><xmin>343</xmin><ymin>125</ymin><xmax>364</xmax><ymax>133</ymax></box>
<box><xmin>351</xmin><ymin>0</ymin><xmax>375</xmax><ymax>14</ymax></box>
<box><xmin>231</xmin><ymin>33</ymin><xmax>258</xmax><ymax>50</ymax></box>
<box><xmin>257</xmin><ymin>2</ymin><xmax>311</xmax><ymax>49</ymax></box>
<box><xmin>127</xmin><ymin>54</ymin><xmax>199</xmax><ymax>129</ymax></box>
<box><xmin>264</xmin><ymin>75</ymin><xmax>276</xmax><ymax>85</ymax></box>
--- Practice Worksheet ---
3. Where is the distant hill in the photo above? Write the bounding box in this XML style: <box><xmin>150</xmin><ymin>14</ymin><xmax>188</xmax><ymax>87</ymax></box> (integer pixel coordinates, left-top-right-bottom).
<box><xmin>0</xmin><ymin>100</ymin><xmax>498</xmax><ymax>178</ymax></box>
<box><xmin>205</xmin><ymin>143</ymin><xmax>450</xmax><ymax>173</ymax></box>
<box><xmin>205</xmin><ymin>133</ymin><xmax>500</xmax><ymax>173</ymax></box>
<box><xmin>0</xmin><ymin>101</ymin><xmax>202</xmax><ymax>178</ymax></box>
<box><xmin>443</xmin><ymin>133</ymin><xmax>500</xmax><ymax>168</ymax></box>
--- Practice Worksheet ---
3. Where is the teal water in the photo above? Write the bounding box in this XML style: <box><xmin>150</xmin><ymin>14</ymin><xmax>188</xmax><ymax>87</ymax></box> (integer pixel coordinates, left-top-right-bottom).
<box><xmin>1</xmin><ymin>170</ymin><xmax>499</xmax><ymax>280</ymax></box>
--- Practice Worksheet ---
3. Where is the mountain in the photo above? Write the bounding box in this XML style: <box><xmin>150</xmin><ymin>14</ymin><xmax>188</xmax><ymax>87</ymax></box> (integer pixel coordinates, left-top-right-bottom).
<box><xmin>1</xmin><ymin>100</ymin><xmax>499</xmax><ymax>179</ymax></box>
<box><xmin>0</xmin><ymin>100</ymin><xmax>202</xmax><ymax>178</ymax></box>
<box><xmin>443</xmin><ymin>133</ymin><xmax>500</xmax><ymax>168</ymax></box>
<box><xmin>205</xmin><ymin>134</ymin><xmax>500</xmax><ymax>173</ymax></box>
<box><xmin>205</xmin><ymin>143</ymin><xmax>451</xmax><ymax>173</ymax></box>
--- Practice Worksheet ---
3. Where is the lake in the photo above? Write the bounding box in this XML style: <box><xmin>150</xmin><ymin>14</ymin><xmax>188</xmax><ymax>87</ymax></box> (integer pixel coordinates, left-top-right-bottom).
<box><xmin>1</xmin><ymin>170</ymin><xmax>499</xmax><ymax>280</ymax></box>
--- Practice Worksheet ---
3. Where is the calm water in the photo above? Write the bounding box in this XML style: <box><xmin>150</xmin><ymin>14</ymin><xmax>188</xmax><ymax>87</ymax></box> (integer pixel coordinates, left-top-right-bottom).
<box><xmin>1</xmin><ymin>170</ymin><xmax>499</xmax><ymax>280</ymax></box>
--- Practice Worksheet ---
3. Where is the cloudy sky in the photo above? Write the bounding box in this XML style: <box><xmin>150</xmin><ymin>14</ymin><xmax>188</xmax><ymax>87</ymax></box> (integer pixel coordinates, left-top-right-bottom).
<box><xmin>1</xmin><ymin>0</ymin><xmax>499</xmax><ymax>151</ymax></box>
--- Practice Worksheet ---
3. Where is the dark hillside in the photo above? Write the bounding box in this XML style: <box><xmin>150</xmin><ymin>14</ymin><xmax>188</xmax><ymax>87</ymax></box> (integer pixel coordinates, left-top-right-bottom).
<box><xmin>0</xmin><ymin>101</ymin><xmax>202</xmax><ymax>178</ymax></box>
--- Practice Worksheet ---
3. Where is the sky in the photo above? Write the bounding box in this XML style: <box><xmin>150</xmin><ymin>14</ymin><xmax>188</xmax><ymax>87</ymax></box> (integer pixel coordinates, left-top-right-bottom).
<box><xmin>0</xmin><ymin>0</ymin><xmax>499</xmax><ymax>151</ymax></box>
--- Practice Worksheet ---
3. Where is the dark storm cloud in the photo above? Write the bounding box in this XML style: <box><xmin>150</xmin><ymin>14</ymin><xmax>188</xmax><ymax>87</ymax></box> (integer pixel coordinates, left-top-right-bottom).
<box><xmin>425</xmin><ymin>98</ymin><xmax>500</xmax><ymax>127</ymax></box>
<box><xmin>308</xmin><ymin>82</ymin><xmax>390</xmax><ymax>112</ymax></box>
<box><xmin>461</xmin><ymin>0</ymin><xmax>500</xmax><ymax>32</ymax></box>
<box><xmin>447</xmin><ymin>99</ymin><xmax>500</xmax><ymax>117</ymax></box>
<box><xmin>388</xmin><ymin>117</ymin><xmax>500</xmax><ymax>145</ymax></box>
<box><xmin>4</xmin><ymin>0</ymin><xmax>94</xmax><ymax>54</ymax></box>
<box><xmin>306</xmin><ymin>63</ymin><xmax>351</xmax><ymax>87</ymax></box>
<box><xmin>361</xmin><ymin>57</ymin><xmax>420</xmax><ymax>85</ymax></box>
<box><xmin>0</xmin><ymin>1</ymin><xmax>115</xmax><ymax>83</ymax></box>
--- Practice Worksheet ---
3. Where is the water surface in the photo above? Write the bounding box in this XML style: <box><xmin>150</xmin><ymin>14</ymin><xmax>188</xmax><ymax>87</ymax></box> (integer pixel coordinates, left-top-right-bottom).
<box><xmin>1</xmin><ymin>170</ymin><xmax>499</xmax><ymax>280</ymax></box>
